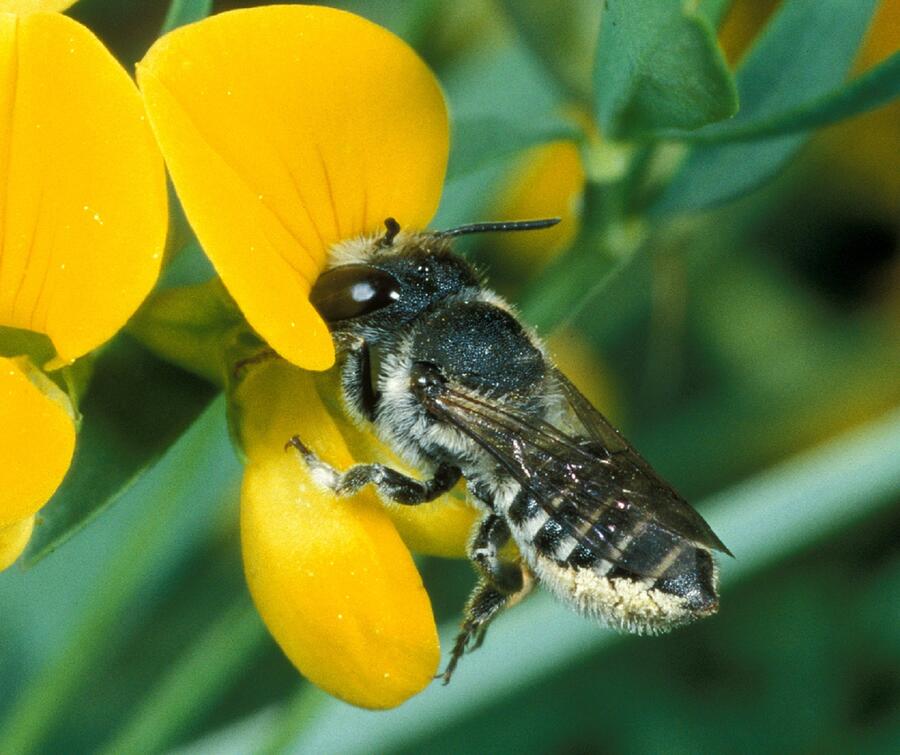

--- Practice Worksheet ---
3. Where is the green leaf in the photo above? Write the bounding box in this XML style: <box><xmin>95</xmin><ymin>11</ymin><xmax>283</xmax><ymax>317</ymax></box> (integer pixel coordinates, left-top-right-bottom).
<box><xmin>447</xmin><ymin>115</ymin><xmax>581</xmax><ymax>182</ymax></box>
<box><xmin>24</xmin><ymin>335</ymin><xmax>218</xmax><ymax>565</ymax></box>
<box><xmin>0</xmin><ymin>397</ymin><xmax>239</xmax><ymax>755</ymax></box>
<box><xmin>665</xmin><ymin>50</ymin><xmax>900</xmax><ymax>143</ymax></box>
<box><xmin>593</xmin><ymin>0</ymin><xmax>737</xmax><ymax>139</ymax></box>
<box><xmin>161</xmin><ymin>0</ymin><xmax>213</xmax><ymax>35</ymax></box>
<box><xmin>653</xmin><ymin>0</ymin><xmax>880</xmax><ymax>213</ymax></box>
<box><xmin>497</xmin><ymin>0</ymin><xmax>600</xmax><ymax>103</ymax></box>
<box><xmin>98</xmin><ymin>596</ymin><xmax>266</xmax><ymax>755</ymax></box>
<box><xmin>697</xmin><ymin>0</ymin><xmax>735</xmax><ymax>29</ymax></box>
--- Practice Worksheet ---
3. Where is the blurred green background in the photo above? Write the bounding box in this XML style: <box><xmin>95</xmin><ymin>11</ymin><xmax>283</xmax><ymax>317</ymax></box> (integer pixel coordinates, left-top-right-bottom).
<box><xmin>1</xmin><ymin>1</ymin><xmax>898</xmax><ymax>753</ymax></box>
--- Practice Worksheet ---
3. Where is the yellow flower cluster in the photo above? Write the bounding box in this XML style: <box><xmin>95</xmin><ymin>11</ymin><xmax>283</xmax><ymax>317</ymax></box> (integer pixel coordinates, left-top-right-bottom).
<box><xmin>0</xmin><ymin>1</ymin><xmax>165</xmax><ymax>565</ymax></box>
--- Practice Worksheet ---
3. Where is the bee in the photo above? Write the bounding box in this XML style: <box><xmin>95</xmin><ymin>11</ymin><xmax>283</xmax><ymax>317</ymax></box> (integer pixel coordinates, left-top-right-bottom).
<box><xmin>289</xmin><ymin>217</ymin><xmax>731</xmax><ymax>682</ymax></box>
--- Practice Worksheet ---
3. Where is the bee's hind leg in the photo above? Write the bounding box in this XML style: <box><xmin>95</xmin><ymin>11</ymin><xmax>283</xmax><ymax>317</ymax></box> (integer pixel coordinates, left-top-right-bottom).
<box><xmin>441</xmin><ymin>514</ymin><xmax>534</xmax><ymax>684</ymax></box>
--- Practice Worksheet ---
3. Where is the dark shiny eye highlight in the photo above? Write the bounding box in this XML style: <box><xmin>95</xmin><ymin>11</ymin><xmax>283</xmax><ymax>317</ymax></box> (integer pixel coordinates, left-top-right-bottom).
<box><xmin>309</xmin><ymin>264</ymin><xmax>401</xmax><ymax>321</ymax></box>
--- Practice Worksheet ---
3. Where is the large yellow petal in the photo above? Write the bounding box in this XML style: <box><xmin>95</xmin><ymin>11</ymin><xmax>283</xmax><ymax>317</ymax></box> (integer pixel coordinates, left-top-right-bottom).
<box><xmin>237</xmin><ymin>360</ymin><xmax>439</xmax><ymax>709</ymax></box>
<box><xmin>0</xmin><ymin>355</ymin><xmax>75</xmax><ymax>527</ymax></box>
<box><xmin>0</xmin><ymin>1</ymin><xmax>75</xmax><ymax>13</ymax></box>
<box><xmin>138</xmin><ymin>6</ymin><xmax>449</xmax><ymax>370</ymax></box>
<box><xmin>0</xmin><ymin>515</ymin><xmax>34</xmax><ymax>571</ymax></box>
<box><xmin>0</xmin><ymin>13</ymin><xmax>167</xmax><ymax>363</ymax></box>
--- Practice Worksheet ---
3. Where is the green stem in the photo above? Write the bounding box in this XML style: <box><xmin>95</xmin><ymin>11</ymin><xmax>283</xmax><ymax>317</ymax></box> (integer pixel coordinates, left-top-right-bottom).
<box><xmin>519</xmin><ymin>186</ymin><xmax>647</xmax><ymax>333</ymax></box>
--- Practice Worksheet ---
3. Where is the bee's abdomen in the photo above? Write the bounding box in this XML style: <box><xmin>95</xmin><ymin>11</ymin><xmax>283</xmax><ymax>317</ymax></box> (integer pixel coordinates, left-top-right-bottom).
<box><xmin>505</xmin><ymin>488</ymin><xmax>718</xmax><ymax>630</ymax></box>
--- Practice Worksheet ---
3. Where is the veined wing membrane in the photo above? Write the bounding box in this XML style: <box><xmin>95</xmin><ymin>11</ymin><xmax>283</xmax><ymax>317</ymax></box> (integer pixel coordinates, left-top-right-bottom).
<box><xmin>554</xmin><ymin>369</ymin><xmax>730</xmax><ymax>556</ymax></box>
<box><xmin>420</xmin><ymin>379</ymin><xmax>728</xmax><ymax>578</ymax></box>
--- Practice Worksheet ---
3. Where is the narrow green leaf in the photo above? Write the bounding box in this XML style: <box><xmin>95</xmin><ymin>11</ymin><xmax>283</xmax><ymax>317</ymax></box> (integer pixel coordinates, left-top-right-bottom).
<box><xmin>161</xmin><ymin>0</ymin><xmax>213</xmax><ymax>35</ymax></box>
<box><xmin>0</xmin><ymin>398</ymin><xmax>239</xmax><ymax>755</ymax></box>
<box><xmin>98</xmin><ymin>597</ymin><xmax>266</xmax><ymax>755</ymax></box>
<box><xmin>653</xmin><ymin>132</ymin><xmax>805</xmax><ymax>214</ymax></box>
<box><xmin>653</xmin><ymin>0</ymin><xmax>879</xmax><ymax>213</ymax></box>
<box><xmin>256</xmin><ymin>686</ymin><xmax>329</xmax><ymax>755</ymax></box>
<box><xmin>447</xmin><ymin>115</ymin><xmax>580</xmax><ymax>182</ymax></box>
<box><xmin>665</xmin><ymin>51</ymin><xmax>900</xmax><ymax>143</ymax></box>
<box><xmin>593</xmin><ymin>0</ymin><xmax>737</xmax><ymax>139</ymax></box>
<box><xmin>24</xmin><ymin>335</ymin><xmax>217</xmax><ymax>565</ymax></box>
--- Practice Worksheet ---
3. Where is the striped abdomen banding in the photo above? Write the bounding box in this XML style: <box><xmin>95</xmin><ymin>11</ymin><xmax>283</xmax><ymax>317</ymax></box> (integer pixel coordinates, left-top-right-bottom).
<box><xmin>506</xmin><ymin>487</ymin><xmax>717</xmax><ymax>612</ymax></box>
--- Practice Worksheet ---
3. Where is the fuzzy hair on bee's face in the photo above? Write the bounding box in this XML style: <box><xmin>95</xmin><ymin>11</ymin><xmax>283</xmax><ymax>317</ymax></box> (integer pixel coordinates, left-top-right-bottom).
<box><xmin>327</xmin><ymin>228</ymin><xmax>451</xmax><ymax>268</ymax></box>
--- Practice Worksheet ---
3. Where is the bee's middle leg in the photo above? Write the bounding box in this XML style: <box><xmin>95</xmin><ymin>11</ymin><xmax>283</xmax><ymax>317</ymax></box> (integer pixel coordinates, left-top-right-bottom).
<box><xmin>442</xmin><ymin>514</ymin><xmax>534</xmax><ymax>684</ymax></box>
<box><xmin>286</xmin><ymin>436</ymin><xmax>460</xmax><ymax>504</ymax></box>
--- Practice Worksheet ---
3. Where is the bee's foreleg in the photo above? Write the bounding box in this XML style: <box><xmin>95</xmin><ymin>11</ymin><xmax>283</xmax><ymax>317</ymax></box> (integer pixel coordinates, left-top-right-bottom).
<box><xmin>285</xmin><ymin>436</ymin><xmax>460</xmax><ymax>504</ymax></box>
<box><xmin>441</xmin><ymin>514</ymin><xmax>534</xmax><ymax>684</ymax></box>
<box><xmin>339</xmin><ymin>337</ymin><xmax>379</xmax><ymax>422</ymax></box>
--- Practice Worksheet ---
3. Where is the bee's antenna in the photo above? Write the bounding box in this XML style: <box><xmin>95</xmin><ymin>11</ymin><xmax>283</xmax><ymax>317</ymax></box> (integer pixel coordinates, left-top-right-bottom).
<box><xmin>433</xmin><ymin>217</ymin><xmax>561</xmax><ymax>238</ymax></box>
<box><xmin>380</xmin><ymin>217</ymin><xmax>401</xmax><ymax>247</ymax></box>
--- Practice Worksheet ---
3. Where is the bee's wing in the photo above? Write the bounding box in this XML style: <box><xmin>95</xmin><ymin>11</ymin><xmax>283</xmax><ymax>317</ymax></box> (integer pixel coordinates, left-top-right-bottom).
<box><xmin>553</xmin><ymin>369</ymin><xmax>731</xmax><ymax>557</ymax></box>
<box><xmin>421</xmin><ymin>378</ymin><xmax>729</xmax><ymax>578</ymax></box>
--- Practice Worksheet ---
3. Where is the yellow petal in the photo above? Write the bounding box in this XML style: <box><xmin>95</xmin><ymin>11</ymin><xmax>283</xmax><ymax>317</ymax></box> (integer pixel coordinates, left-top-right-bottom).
<box><xmin>237</xmin><ymin>360</ymin><xmax>439</xmax><ymax>708</ymax></box>
<box><xmin>0</xmin><ymin>1</ymin><xmax>75</xmax><ymax>13</ymax></box>
<box><xmin>0</xmin><ymin>355</ymin><xmax>75</xmax><ymax>527</ymax></box>
<box><xmin>489</xmin><ymin>140</ymin><xmax>585</xmax><ymax>270</ymax></box>
<box><xmin>0</xmin><ymin>13</ymin><xmax>167</xmax><ymax>363</ymax></box>
<box><xmin>138</xmin><ymin>6</ymin><xmax>449</xmax><ymax>371</ymax></box>
<box><xmin>0</xmin><ymin>515</ymin><xmax>34</xmax><ymax>571</ymax></box>
<box><xmin>372</xmin><ymin>480</ymin><xmax>475</xmax><ymax>559</ymax></box>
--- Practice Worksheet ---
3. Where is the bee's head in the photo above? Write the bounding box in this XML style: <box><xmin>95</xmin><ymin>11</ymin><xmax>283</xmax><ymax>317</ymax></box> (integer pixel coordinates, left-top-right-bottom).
<box><xmin>310</xmin><ymin>217</ymin><xmax>558</xmax><ymax>342</ymax></box>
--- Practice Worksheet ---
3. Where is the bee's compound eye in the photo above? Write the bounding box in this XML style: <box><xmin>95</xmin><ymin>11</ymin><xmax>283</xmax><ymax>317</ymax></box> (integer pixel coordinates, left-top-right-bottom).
<box><xmin>310</xmin><ymin>264</ymin><xmax>401</xmax><ymax>321</ymax></box>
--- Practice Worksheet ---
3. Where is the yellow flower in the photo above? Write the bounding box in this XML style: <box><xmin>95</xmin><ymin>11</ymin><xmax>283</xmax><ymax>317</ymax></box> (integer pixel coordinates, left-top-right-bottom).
<box><xmin>138</xmin><ymin>6</ymin><xmax>476</xmax><ymax>708</ymax></box>
<box><xmin>138</xmin><ymin>6</ymin><xmax>446</xmax><ymax>372</ymax></box>
<box><xmin>0</xmin><ymin>1</ymin><xmax>168</xmax><ymax>567</ymax></box>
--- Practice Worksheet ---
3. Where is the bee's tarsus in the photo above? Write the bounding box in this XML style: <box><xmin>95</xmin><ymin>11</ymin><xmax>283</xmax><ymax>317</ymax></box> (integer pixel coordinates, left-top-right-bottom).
<box><xmin>285</xmin><ymin>435</ymin><xmax>310</xmax><ymax>455</ymax></box>
<box><xmin>439</xmin><ymin>629</ymin><xmax>472</xmax><ymax>685</ymax></box>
